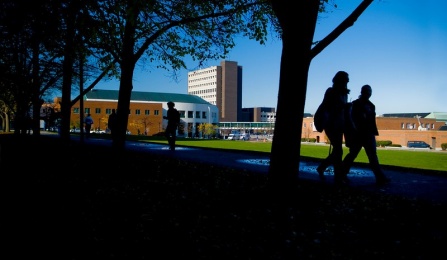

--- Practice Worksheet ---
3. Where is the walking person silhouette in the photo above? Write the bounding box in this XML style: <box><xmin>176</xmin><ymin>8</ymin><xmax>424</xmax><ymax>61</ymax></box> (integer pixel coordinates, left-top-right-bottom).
<box><xmin>316</xmin><ymin>71</ymin><xmax>352</xmax><ymax>184</ymax></box>
<box><xmin>163</xmin><ymin>101</ymin><xmax>180</xmax><ymax>151</ymax></box>
<box><xmin>342</xmin><ymin>85</ymin><xmax>391</xmax><ymax>185</ymax></box>
<box><xmin>84</xmin><ymin>113</ymin><xmax>94</xmax><ymax>138</ymax></box>
<box><xmin>108</xmin><ymin>109</ymin><xmax>118</xmax><ymax>139</ymax></box>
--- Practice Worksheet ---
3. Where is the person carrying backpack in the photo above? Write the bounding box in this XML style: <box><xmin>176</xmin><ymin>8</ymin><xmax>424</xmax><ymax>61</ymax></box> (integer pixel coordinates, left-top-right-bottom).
<box><xmin>316</xmin><ymin>71</ymin><xmax>352</xmax><ymax>184</ymax></box>
<box><xmin>163</xmin><ymin>101</ymin><xmax>180</xmax><ymax>151</ymax></box>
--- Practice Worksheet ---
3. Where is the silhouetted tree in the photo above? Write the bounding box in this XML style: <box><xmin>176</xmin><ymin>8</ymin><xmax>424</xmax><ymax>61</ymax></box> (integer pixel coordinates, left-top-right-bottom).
<box><xmin>267</xmin><ymin>0</ymin><xmax>374</xmax><ymax>190</ymax></box>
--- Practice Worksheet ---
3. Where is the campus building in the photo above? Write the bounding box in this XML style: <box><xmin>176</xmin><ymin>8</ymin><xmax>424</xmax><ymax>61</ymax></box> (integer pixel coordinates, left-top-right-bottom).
<box><xmin>69</xmin><ymin>89</ymin><xmax>218</xmax><ymax>137</ymax></box>
<box><xmin>187</xmin><ymin>60</ymin><xmax>279</xmax><ymax>123</ymax></box>
<box><xmin>300</xmin><ymin>113</ymin><xmax>447</xmax><ymax>149</ymax></box>
<box><xmin>187</xmin><ymin>60</ymin><xmax>243</xmax><ymax>122</ymax></box>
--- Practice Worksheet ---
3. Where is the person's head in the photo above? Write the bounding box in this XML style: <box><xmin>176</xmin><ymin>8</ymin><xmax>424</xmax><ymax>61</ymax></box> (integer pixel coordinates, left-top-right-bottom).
<box><xmin>167</xmin><ymin>101</ymin><xmax>175</xmax><ymax>108</ymax></box>
<box><xmin>332</xmin><ymin>71</ymin><xmax>350</xmax><ymax>93</ymax></box>
<box><xmin>360</xmin><ymin>84</ymin><xmax>372</xmax><ymax>99</ymax></box>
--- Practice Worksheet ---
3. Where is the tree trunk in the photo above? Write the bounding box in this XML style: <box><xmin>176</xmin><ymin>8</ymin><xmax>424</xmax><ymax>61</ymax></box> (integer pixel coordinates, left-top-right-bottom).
<box><xmin>112</xmin><ymin>4</ymin><xmax>138</xmax><ymax>151</ymax></box>
<box><xmin>268</xmin><ymin>0</ymin><xmax>320</xmax><ymax>190</ymax></box>
<box><xmin>268</xmin><ymin>0</ymin><xmax>373</xmax><ymax>191</ymax></box>
<box><xmin>59</xmin><ymin>8</ymin><xmax>76</xmax><ymax>145</ymax></box>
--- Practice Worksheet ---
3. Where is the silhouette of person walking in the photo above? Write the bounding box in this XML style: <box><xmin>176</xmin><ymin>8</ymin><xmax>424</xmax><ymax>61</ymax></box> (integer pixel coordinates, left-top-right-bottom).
<box><xmin>163</xmin><ymin>101</ymin><xmax>179</xmax><ymax>151</ymax></box>
<box><xmin>342</xmin><ymin>85</ymin><xmax>390</xmax><ymax>185</ymax></box>
<box><xmin>108</xmin><ymin>109</ymin><xmax>118</xmax><ymax>139</ymax></box>
<box><xmin>316</xmin><ymin>71</ymin><xmax>352</xmax><ymax>184</ymax></box>
<box><xmin>84</xmin><ymin>113</ymin><xmax>94</xmax><ymax>138</ymax></box>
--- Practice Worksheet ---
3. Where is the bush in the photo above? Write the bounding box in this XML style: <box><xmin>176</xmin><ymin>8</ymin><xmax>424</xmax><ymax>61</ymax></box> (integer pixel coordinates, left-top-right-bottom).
<box><xmin>441</xmin><ymin>143</ymin><xmax>447</xmax><ymax>151</ymax></box>
<box><xmin>301</xmin><ymin>138</ymin><xmax>316</xmax><ymax>143</ymax></box>
<box><xmin>377</xmin><ymin>140</ymin><xmax>392</xmax><ymax>147</ymax></box>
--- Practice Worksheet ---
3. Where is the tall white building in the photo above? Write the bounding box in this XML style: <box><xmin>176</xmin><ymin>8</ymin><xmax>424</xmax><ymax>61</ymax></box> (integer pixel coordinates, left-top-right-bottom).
<box><xmin>188</xmin><ymin>60</ymin><xmax>242</xmax><ymax>122</ymax></box>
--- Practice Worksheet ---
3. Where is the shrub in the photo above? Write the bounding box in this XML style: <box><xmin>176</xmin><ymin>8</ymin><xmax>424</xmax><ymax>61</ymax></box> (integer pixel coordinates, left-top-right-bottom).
<box><xmin>301</xmin><ymin>138</ymin><xmax>316</xmax><ymax>143</ymax></box>
<box><xmin>441</xmin><ymin>143</ymin><xmax>447</xmax><ymax>151</ymax></box>
<box><xmin>377</xmin><ymin>140</ymin><xmax>392</xmax><ymax>147</ymax></box>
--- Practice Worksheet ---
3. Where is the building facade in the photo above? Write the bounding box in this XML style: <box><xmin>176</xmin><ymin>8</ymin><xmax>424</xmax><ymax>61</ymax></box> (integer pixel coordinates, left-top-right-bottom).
<box><xmin>188</xmin><ymin>60</ymin><xmax>242</xmax><ymax>122</ymax></box>
<box><xmin>216</xmin><ymin>115</ymin><xmax>447</xmax><ymax>149</ymax></box>
<box><xmin>240</xmin><ymin>107</ymin><xmax>276</xmax><ymax>122</ymax></box>
<box><xmin>301</xmin><ymin>116</ymin><xmax>447</xmax><ymax>149</ymax></box>
<box><xmin>70</xmin><ymin>89</ymin><xmax>219</xmax><ymax>137</ymax></box>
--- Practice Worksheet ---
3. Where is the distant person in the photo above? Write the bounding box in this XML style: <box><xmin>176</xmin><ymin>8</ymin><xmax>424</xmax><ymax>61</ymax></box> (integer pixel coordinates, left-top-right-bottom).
<box><xmin>316</xmin><ymin>71</ymin><xmax>352</xmax><ymax>184</ymax></box>
<box><xmin>163</xmin><ymin>101</ymin><xmax>180</xmax><ymax>151</ymax></box>
<box><xmin>108</xmin><ymin>109</ymin><xmax>118</xmax><ymax>139</ymax></box>
<box><xmin>342</xmin><ymin>85</ymin><xmax>390</xmax><ymax>185</ymax></box>
<box><xmin>84</xmin><ymin>113</ymin><xmax>94</xmax><ymax>138</ymax></box>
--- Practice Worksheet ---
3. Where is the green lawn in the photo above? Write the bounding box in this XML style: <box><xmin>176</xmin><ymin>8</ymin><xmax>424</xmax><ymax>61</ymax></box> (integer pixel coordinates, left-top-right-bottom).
<box><xmin>124</xmin><ymin>135</ymin><xmax>447</xmax><ymax>173</ymax></box>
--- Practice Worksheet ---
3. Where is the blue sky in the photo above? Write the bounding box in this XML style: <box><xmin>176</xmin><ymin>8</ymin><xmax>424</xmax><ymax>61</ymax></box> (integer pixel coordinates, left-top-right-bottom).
<box><xmin>95</xmin><ymin>0</ymin><xmax>446</xmax><ymax>116</ymax></box>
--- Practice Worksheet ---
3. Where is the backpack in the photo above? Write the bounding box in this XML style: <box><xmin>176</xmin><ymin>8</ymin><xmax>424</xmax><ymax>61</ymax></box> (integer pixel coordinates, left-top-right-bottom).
<box><xmin>314</xmin><ymin>102</ymin><xmax>328</xmax><ymax>133</ymax></box>
<box><xmin>314</xmin><ymin>87</ymin><xmax>332</xmax><ymax>133</ymax></box>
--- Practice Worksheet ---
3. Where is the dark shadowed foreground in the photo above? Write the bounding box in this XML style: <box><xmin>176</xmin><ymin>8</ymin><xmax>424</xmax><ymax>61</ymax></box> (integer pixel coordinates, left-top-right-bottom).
<box><xmin>2</xmin><ymin>135</ymin><xmax>447</xmax><ymax>259</ymax></box>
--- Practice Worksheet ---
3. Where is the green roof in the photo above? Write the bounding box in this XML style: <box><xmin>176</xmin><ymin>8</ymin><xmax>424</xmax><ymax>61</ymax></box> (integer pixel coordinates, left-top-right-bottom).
<box><xmin>85</xmin><ymin>89</ymin><xmax>211</xmax><ymax>105</ymax></box>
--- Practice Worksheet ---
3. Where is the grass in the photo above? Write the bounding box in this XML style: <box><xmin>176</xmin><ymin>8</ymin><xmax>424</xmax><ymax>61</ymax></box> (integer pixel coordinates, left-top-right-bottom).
<box><xmin>125</xmin><ymin>135</ymin><xmax>447</xmax><ymax>173</ymax></box>
<box><xmin>17</xmin><ymin>132</ymin><xmax>447</xmax><ymax>172</ymax></box>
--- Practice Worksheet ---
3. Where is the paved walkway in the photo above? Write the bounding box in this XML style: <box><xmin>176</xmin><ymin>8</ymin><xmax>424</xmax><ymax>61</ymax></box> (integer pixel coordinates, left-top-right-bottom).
<box><xmin>76</xmin><ymin>136</ymin><xmax>447</xmax><ymax>205</ymax></box>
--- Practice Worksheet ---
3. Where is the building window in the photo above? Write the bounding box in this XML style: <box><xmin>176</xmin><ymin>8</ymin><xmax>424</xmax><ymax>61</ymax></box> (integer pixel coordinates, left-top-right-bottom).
<box><xmin>179</xmin><ymin>110</ymin><xmax>185</xmax><ymax>118</ymax></box>
<box><xmin>106</xmin><ymin>109</ymin><xmax>112</xmax><ymax>115</ymax></box>
<box><xmin>202</xmin><ymin>111</ymin><xmax>207</xmax><ymax>119</ymax></box>
<box><xmin>196</xmin><ymin>111</ymin><xmax>201</xmax><ymax>118</ymax></box>
<box><xmin>95</xmin><ymin>108</ymin><xmax>101</xmax><ymax>114</ymax></box>
<box><xmin>135</xmin><ymin>109</ymin><xmax>141</xmax><ymax>115</ymax></box>
<box><xmin>401</xmin><ymin>123</ymin><xmax>405</xmax><ymax>129</ymax></box>
<box><xmin>85</xmin><ymin>108</ymin><xmax>90</xmax><ymax>114</ymax></box>
<box><xmin>145</xmin><ymin>110</ymin><xmax>150</xmax><ymax>115</ymax></box>
<box><xmin>154</xmin><ymin>110</ymin><xmax>159</xmax><ymax>116</ymax></box>
<box><xmin>73</xmin><ymin>107</ymin><xmax>80</xmax><ymax>114</ymax></box>
<box><xmin>188</xmin><ymin>111</ymin><xmax>194</xmax><ymax>118</ymax></box>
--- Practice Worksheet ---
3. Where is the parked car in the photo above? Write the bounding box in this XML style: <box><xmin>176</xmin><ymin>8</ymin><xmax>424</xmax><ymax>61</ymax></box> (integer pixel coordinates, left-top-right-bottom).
<box><xmin>407</xmin><ymin>141</ymin><xmax>431</xmax><ymax>148</ymax></box>
<box><xmin>93</xmin><ymin>129</ymin><xmax>106</xmax><ymax>134</ymax></box>
<box><xmin>239</xmin><ymin>133</ymin><xmax>250</xmax><ymax>141</ymax></box>
<box><xmin>227</xmin><ymin>131</ymin><xmax>249</xmax><ymax>140</ymax></box>
<box><xmin>70</xmin><ymin>128</ymin><xmax>81</xmax><ymax>133</ymax></box>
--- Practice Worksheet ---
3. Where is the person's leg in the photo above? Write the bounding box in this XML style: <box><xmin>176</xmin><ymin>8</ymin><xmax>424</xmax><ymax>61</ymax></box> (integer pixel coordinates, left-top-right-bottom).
<box><xmin>165</xmin><ymin>126</ymin><xmax>175</xmax><ymax>150</ymax></box>
<box><xmin>171</xmin><ymin>131</ymin><xmax>176</xmax><ymax>150</ymax></box>
<box><xmin>316</xmin><ymin>131</ymin><xmax>336</xmax><ymax>180</ymax></box>
<box><xmin>342</xmin><ymin>143</ymin><xmax>362</xmax><ymax>175</ymax></box>
<box><xmin>165</xmin><ymin>129</ymin><xmax>171</xmax><ymax>147</ymax></box>
<box><xmin>364</xmin><ymin>135</ymin><xmax>389</xmax><ymax>184</ymax></box>
<box><xmin>329</xmin><ymin>131</ymin><xmax>345</xmax><ymax>184</ymax></box>
<box><xmin>316</xmin><ymin>155</ymin><xmax>331</xmax><ymax>180</ymax></box>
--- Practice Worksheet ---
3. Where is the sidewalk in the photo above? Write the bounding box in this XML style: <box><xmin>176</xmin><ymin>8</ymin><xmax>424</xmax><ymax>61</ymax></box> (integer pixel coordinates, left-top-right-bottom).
<box><xmin>83</xmin><ymin>137</ymin><xmax>447</xmax><ymax>205</ymax></box>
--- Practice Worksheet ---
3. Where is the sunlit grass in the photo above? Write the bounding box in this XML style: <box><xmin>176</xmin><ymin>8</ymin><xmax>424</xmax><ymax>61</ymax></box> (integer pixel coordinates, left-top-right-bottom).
<box><xmin>126</xmin><ymin>135</ymin><xmax>447</xmax><ymax>173</ymax></box>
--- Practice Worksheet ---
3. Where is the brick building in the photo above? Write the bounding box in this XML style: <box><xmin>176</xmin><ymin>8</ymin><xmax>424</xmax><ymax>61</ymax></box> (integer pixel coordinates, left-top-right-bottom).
<box><xmin>302</xmin><ymin>115</ymin><xmax>447</xmax><ymax>149</ymax></box>
<box><xmin>70</xmin><ymin>89</ymin><xmax>218</xmax><ymax>136</ymax></box>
